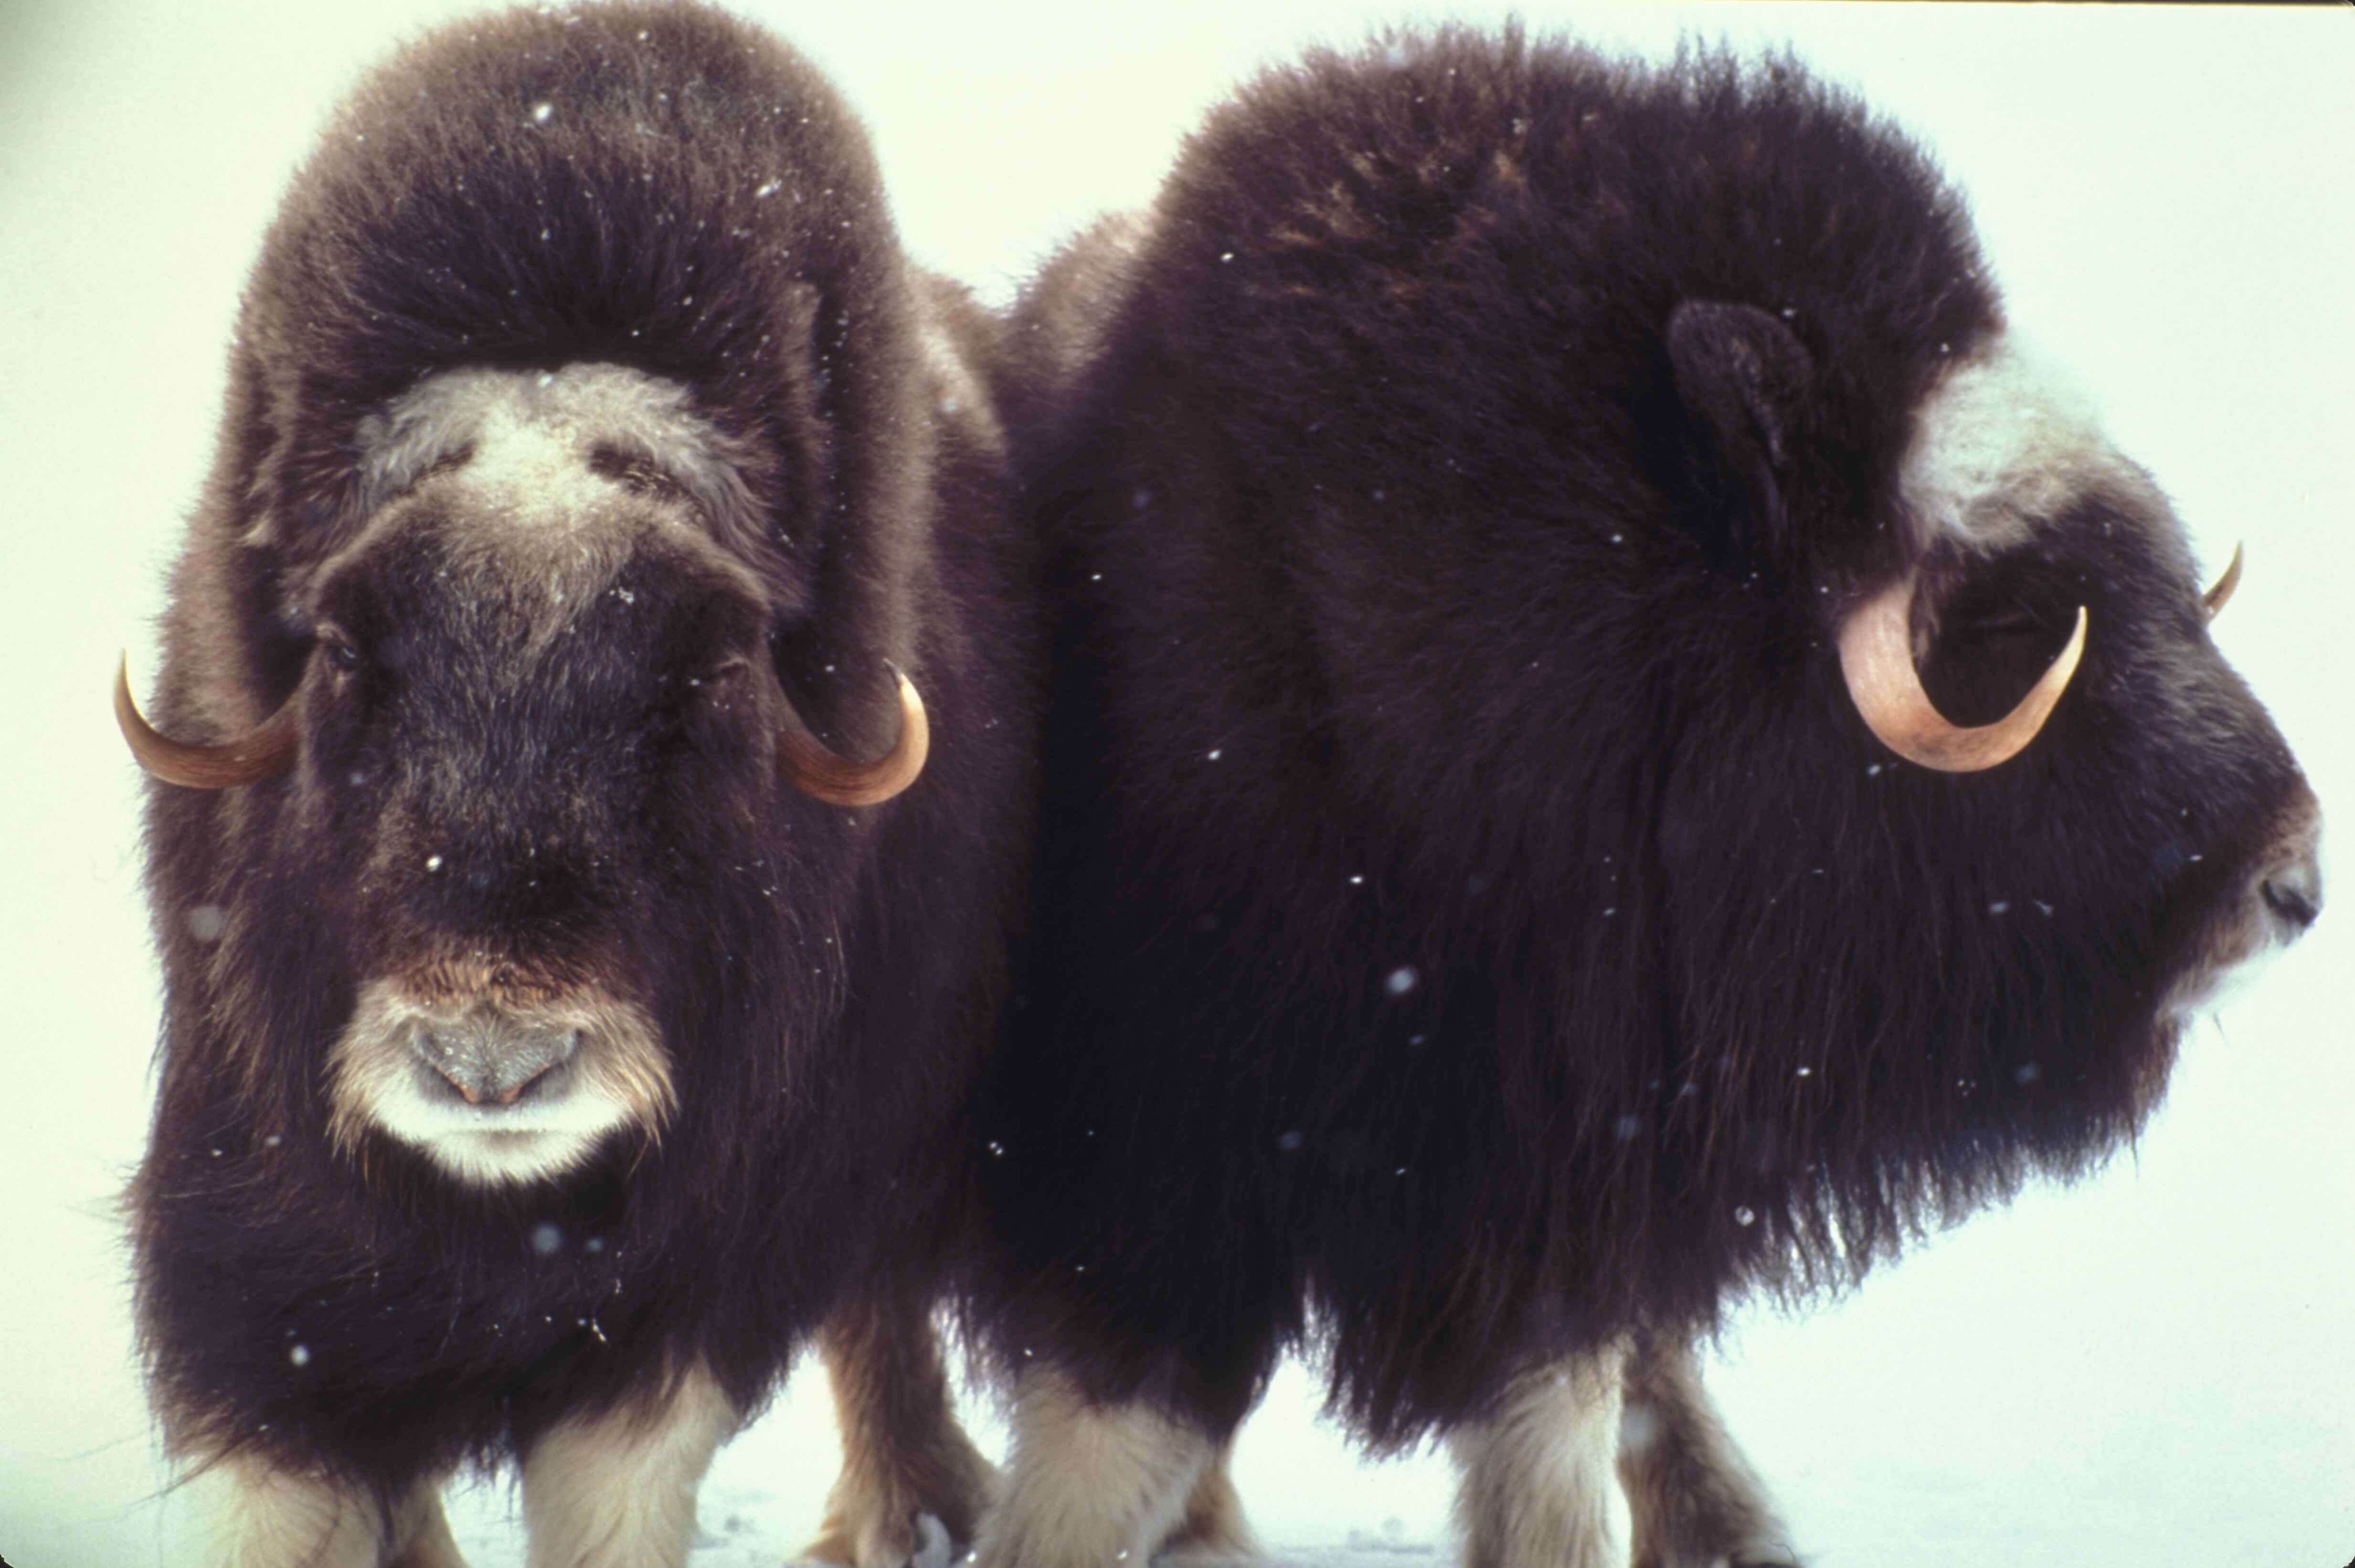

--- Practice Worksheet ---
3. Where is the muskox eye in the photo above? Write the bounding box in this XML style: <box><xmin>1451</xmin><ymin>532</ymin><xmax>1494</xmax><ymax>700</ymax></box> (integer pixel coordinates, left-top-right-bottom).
<box><xmin>317</xmin><ymin>630</ymin><xmax>362</xmax><ymax>676</ymax></box>
<box><xmin>700</xmin><ymin>655</ymin><xmax>754</xmax><ymax>687</ymax></box>
<box><xmin>1966</xmin><ymin>609</ymin><xmax>2046</xmax><ymax>643</ymax></box>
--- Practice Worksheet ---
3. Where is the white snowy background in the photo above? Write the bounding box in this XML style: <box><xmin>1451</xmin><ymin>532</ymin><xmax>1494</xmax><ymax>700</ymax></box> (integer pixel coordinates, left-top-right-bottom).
<box><xmin>1</xmin><ymin>3</ymin><xmax>2349</xmax><ymax>1565</ymax></box>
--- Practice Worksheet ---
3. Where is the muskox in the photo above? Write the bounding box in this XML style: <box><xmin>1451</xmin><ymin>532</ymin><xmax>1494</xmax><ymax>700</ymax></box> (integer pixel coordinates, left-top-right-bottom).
<box><xmin>118</xmin><ymin>5</ymin><xmax>1031</xmax><ymax>1563</ymax></box>
<box><xmin>861</xmin><ymin>30</ymin><xmax>2315</xmax><ymax>1568</ymax></box>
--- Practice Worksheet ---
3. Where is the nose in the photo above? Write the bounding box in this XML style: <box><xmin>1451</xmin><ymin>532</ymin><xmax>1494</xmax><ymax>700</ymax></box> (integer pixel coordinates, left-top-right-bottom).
<box><xmin>2260</xmin><ymin>850</ymin><xmax>2322</xmax><ymax>931</ymax></box>
<box><xmin>410</xmin><ymin>1016</ymin><xmax>578</xmax><ymax>1107</ymax></box>
<box><xmin>2256</xmin><ymin>798</ymin><xmax>2323</xmax><ymax>935</ymax></box>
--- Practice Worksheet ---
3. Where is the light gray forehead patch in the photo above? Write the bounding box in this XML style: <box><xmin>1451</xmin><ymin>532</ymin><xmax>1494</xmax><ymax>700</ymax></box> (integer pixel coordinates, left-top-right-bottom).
<box><xmin>1899</xmin><ymin>337</ymin><xmax>2147</xmax><ymax>554</ymax></box>
<box><xmin>350</xmin><ymin>363</ymin><xmax>767</xmax><ymax>553</ymax></box>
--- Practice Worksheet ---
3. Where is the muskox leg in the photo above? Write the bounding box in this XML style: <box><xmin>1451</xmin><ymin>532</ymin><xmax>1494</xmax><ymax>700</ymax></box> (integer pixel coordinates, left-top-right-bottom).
<box><xmin>803</xmin><ymin>1290</ymin><xmax>1000</xmax><ymax>1568</ymax></box>
<box><xmin>1156</xmin><ymin>1441</ymin><xmax>1260</xmax><ymax>1563</ymax></box>
<box><xmin>178</xmin><ymin>1452</ymin><xmax>463</xmax><ymax>1568</ymax></box>
<box><xmin>386</xmin><ymin>1488</ymin><xmax>468</xmax><ymax>1568</ymax></box>
<box><xmin>1617</xmin><ymin>1335</ymin><xmax>1798</xmax><ymax>1568</ymax></box>
<box><xmin>969</xmin><ymin>1368</ymin><xmax>1223</xmax><ymax>1568</ymax></box>
<box><xmin>518</xmin><ymin>1360</ymin><xmax>737</xmax><ymax>1568</ymax></box>
<box><xmin>1451</xmin><ymin>1344</ymin><xmax>1630</xmax><ymax>1568</ymax></box>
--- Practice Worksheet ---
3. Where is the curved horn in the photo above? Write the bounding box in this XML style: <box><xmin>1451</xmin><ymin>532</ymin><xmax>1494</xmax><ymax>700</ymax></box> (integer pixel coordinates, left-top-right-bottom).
<box><xmin>115</xmin><ymin>655</ymin><xmax>298</xmax><ymax>789</ymax></box>
<box><xmin>1836</xmin><ymin>576</ymin><xmax>2086</xmax><ymax>773</ymax></box>
<box><xmin>775</xmin><ymin>667</ymin><xmax>929</xmax><ymax>807</ymax></box>
<box><xmin>2202</xmin><ymin>542</ymin><xmax>2243</xmax><ymax>622</ymax></box>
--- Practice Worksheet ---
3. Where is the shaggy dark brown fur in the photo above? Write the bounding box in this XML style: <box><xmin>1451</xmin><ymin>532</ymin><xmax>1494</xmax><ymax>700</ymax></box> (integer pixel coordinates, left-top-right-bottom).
<box><xmin>126</xmin><ymin>0</ymin><xmax>1034</xmax><ymax>1538</ymax></box>
<box><xmin>952</xmin><ymin>22</ymin><xmax>2319</xmax><ymax>1550</ymax></box>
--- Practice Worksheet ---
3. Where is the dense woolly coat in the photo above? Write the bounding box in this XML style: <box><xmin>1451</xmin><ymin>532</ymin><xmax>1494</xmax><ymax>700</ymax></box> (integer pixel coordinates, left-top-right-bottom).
<box><xmin>128</xmin><ymin>1</ymin><xmax>1036</xmax><ymax>1495</ymax></box>
<box><xmin>971</xmin><ymin>30</ymin><xmax>2316</xmax><ymax>1447</ymax></box>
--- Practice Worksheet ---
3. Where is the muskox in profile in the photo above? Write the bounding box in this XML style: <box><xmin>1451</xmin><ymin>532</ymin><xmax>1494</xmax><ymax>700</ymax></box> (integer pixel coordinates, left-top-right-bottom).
<box><xmin>119</xmin><ymin>5</ymin><xmax>1031</xmax><ymax>1563</ymax></box>
<box><xmin>898</xmin><ymin>30</ymin><xmax>2319</xmax><ymax>1568</ymax></box>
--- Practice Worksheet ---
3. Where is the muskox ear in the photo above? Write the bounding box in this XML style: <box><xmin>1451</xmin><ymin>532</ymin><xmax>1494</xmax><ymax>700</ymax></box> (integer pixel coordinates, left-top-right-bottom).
<box><xmin>1665</xmin><ymin>300</ymin><xmax>1816</xmax><ymax>556</ymax></box>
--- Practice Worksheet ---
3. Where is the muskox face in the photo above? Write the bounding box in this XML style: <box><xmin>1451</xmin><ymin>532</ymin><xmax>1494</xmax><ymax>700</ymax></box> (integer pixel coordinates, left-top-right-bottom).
<box><xmin>122</xmin><ymin>363</ymin><xmax>924</xmax><ymax>1186</ymax></box>
<box><xmin>1648</xmin><ymin>320</ymin><xmax>2321</xmax><ymax>1156</ymax></box>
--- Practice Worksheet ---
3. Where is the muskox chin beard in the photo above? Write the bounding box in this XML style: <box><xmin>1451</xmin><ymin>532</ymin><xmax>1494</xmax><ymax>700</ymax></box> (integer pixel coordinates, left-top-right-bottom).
<box><xmin>2156</xmin><ymin>883</ymin><xmax>2311</xmax><ymax>1025</ymax></box>
<box><xmin>328</xmin><ymin>979</ymin><xmax>674</xmax><ymax>1188</ymax></box>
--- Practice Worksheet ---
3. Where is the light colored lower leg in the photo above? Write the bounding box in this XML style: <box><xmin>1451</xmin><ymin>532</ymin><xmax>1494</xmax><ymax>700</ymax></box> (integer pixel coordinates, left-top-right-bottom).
<box><xmin>1451</xmin><ymin>1344</ymin><xmax>1630</xmax><ymax>1568</ymax></box>
<box><xmin>178</xmin><ymin>1453</ymin><xmax>459</xmax><ymax>1568</ymax></box>
<box><xmin>388</xmin><ymin>1485</ymin><xmax>468</xmax><ymax>1568</ymax></box>
<box><xmin>1157</xmin><ymin>1441</ymin><xmax>1260</xmax><ymax>1563</ymax></box>
<box><xmin>1617</xmin><ymin>1336</ymin><xmax>1797</xmax><ymax>1568</ymax></box>
<box><xmin>971</xmin><ymin>1367</ymin><xmax>1218</xmax><ymax>1568</ymax></box>
<box><xmin>521</xmin><ymin>1360</ymin><xmax>738</xmax><ymax>1568</ymax></box>
<box><xmin>804</xmin><ymin>1293</ymin><xmax>1000</xmax><ymax>1568</ymax></box>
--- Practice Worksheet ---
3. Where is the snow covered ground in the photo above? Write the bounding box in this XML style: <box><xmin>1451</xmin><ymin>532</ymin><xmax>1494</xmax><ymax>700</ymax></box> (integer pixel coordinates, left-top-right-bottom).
<box><xmin>2</xmin><ymin>4</ymin><xmax>2349</xmax><ymax>1566</ymax></box>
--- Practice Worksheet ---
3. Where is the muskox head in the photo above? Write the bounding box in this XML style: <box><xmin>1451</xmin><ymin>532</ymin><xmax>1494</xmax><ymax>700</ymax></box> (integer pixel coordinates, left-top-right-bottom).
<box><xmin>1602</xmin><ymin>308</ymin><xmax>2315</xmax><ymax>1218</ymax></box>
<box><xmin>1109</xmin><ymin>37</ymin><xmax>2324</xmax><ymax>1288</ymax></box>
<box><xmin>1782</xmin><ymin>329</ymin><xmax>2321</xmax><ymax>1015</ymax></box>
<box><xmin>122</xmin><ymin>362</ymin><xmax>925</xmax><ymax>1187</ymax></box>
<box><xmin>1642</xmin><ymin>316</ymin><xmax>2318</xmax><ymax>1215</ymax></box>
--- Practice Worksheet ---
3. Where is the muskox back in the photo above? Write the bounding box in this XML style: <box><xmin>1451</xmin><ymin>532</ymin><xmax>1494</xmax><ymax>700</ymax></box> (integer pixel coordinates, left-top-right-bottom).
<box><xmin>948</xmin><ymin>29</ymin><xmax>2319</xmax><ymax>1568</ymax></box>
<box><xmin>124</xmin><ymin>5</ymin><xmax>1034</xmax><ymax>1562</ymax></box>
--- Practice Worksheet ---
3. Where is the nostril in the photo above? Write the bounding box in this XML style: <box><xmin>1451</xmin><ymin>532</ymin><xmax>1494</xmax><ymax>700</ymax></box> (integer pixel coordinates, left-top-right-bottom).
<box><xmin>410</xmin><ymin>1027</ymin><xmax>484</xmax><ymax>1105</ymax></box>
<box><xmin>2259</xmin><ymin>845</ymin><xmax>2323</xmax><ymax>932</ymax></box>
<box><xmin>495</xmin><ymin>1052</ymin><xmax>572</xmax><ymax>1106</ymax></box>
<box><xmin>2262</xmin><ymin>875</ymin><xmax>2319</xmax><ymax>930</ymax></box>
<box><xmin>417</xmin><ymin>1054</ymin><xmax>488</xmax><ymax>1106</ymax></box>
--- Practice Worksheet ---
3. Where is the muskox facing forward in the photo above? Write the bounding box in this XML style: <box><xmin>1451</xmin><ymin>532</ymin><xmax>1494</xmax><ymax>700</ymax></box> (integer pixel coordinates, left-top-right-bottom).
<box><xmin>121</xmin><ymin>5</ymin><xmax>1031</xmax><ymax>1563</ymax></box>
<box><xmin>940</xmin><ymin>31</ymin><xmax>2320</xmax><ymax>1568</ymax></box>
